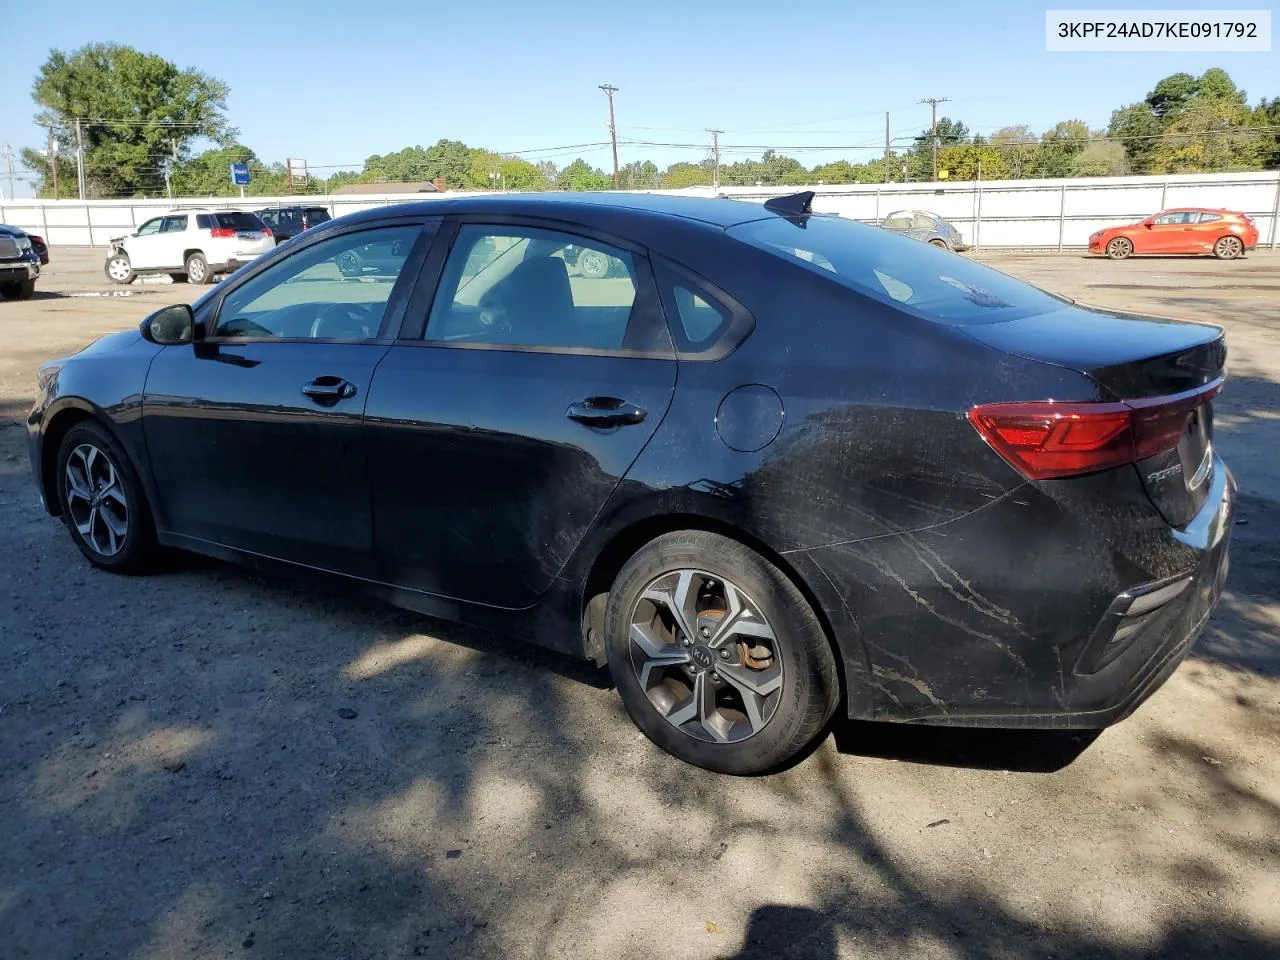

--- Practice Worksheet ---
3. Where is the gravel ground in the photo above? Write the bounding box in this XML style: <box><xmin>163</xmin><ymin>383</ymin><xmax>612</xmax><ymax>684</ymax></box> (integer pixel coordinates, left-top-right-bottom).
<box><xmin>1</xmin><ymin>248</ymin><xmax>1278</xmax><ymax>960</ymax></box>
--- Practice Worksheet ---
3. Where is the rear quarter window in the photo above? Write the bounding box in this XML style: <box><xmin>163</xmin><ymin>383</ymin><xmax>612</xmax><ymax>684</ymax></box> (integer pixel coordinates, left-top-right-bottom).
<box><xmin>729</xmin><ymin>215</ymin><xmax>1067</xmax><ymax>326</ymax></box>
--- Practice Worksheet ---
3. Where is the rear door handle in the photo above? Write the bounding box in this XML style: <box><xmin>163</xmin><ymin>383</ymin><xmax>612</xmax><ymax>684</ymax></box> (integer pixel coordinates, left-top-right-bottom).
<box><xmin>566</xmin><ymin>396</ymin><xmax>647</xmax><ymax>427</ymax></box>
<box><xmin>302</xmin><ymin>377</ymin><xmax>357</xmax><ymax>406</ymax></box>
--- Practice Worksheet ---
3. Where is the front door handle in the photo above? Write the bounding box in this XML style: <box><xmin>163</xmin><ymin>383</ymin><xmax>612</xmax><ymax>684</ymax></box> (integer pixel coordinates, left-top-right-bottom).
<box><xmin>566</xmin><ymin>396</ymin><xmax>647</xmax><ymax>427</ymax></box>
<box><xmin>302</xmin><ymin>377</ymin><xmax>358</xmax><ymax>406</ymax></box>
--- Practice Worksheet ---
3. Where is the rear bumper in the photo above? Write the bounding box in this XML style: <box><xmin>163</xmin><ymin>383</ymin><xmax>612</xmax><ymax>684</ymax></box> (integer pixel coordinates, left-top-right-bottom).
<box><xmin>904</xmin><ymin>460</ymin><xmax>1235</xmax><ymax>729</ymax></box>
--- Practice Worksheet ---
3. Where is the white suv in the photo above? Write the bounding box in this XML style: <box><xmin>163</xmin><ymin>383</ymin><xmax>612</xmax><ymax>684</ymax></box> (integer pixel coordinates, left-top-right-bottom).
<box><xmin>104</xmin><ymin>209</ymin><xmax>276</xmax><ymax>285</ymax></box>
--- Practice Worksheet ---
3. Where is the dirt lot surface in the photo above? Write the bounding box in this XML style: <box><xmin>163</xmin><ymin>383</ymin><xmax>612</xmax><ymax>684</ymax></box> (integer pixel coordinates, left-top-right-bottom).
<box><xmin>2</xmin><ymin>248</ymin><xmax>1278</xmax><ymax>959</ymax></box>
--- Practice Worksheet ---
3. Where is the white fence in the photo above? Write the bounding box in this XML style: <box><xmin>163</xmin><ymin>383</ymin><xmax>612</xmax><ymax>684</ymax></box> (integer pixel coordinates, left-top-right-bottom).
<box><xmin>2</xmin><ymin>171</ymin><xmax>1278</xmax><ymax>249</ymax></box>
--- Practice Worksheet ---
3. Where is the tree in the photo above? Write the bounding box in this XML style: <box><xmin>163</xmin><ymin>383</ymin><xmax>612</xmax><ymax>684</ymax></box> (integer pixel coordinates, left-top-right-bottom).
<box><xmin>989</xmin><ymin>125</ymin><xmax>1038</xmax><ymax>179</ymax></box>
<box><xmin>1072</xmin><ymin>137</ymin><xmax>1128</xmax><ymax>177</ymax></box>
<box><xmin>1107</xmin><ymin>101</ymin><xmax>1163</xmax><ymax>174</ymax></box>
<box><xmin>1253</xmin><ymin>97</ymin><xmax>1280</xmax><ymax>168</ymax></box>
<box><xmin>20</xmin><ymin>43</ymin><xmax>233</xmax><ymax>198</ymax></box>
<box><xmin>1026</xmin><ymin>120</ymin><xmax>1089</xmax><ymax>178</ymax></box>
<box><xmin>660</xmin><ymin>162</ymin><xmax>712</xmax><ymax>189</ymax></box>
<box><xmin>1110</xmin><ymin>69</ymin><xmax>1259</xmax><ymax>175</ymax></box>
<box><xmin>557</xmin><ymin>158</ymin><xmax>612</xmax><ymax>191</ymax></box>
<box><xmin>1151</xmin><ymin>96</ymin><xmax>1261</xmax><ymax>173</ymax></box>
<box><xmin>938</xmin><ymin>144</ymin><xmax>1008</xmax><ymax>181</ymax></box>
<box><xmin>906</xmin><ymin>117</ymin><xmax>969</xmax><ymax>180</ymax></box>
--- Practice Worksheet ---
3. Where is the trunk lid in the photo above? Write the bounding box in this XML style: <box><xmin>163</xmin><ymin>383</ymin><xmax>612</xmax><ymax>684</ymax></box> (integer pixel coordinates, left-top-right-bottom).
<box><xmin>965</xmin><ymin>304</ymin><xmax>1226</xmax><ymax>528</ymax></box>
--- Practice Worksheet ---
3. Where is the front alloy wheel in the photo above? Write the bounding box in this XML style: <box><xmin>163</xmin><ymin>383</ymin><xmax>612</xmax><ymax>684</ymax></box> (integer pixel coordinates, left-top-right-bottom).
<box><xmin>55</xmin><ymin>420</ymin><xmax>157</xmax><ymax>573</ymax></box>
<box><xmin>64</xmin><ymin>442</ymin><xmax>130</xmax><ymax>557</ymax></box>
<box><xmin>1106</xmin><ymin>237</ymin><xmax>1133</xmax><ymax>260</ymax></box>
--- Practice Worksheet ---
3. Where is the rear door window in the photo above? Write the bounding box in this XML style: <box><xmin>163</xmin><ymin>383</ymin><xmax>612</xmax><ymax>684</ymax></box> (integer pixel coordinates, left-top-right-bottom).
<box><xmin>730</xmin><ymin>214</ymin><xmax>1067</xmax><ymax>326</ymax></box>
<box><xmin>160</xmin><ymin>215</ymin><xmax>188</xmax><ymax>233</ymax></box>
<box><xmin>424</xmin><ymin>224</ymin><xmax>651</xmax><ymax>352</ymax></box>
<box><xmin>1197</xmin><ymin>213</ymin><xmax>1222</xmax><ymax>224</ymax></box>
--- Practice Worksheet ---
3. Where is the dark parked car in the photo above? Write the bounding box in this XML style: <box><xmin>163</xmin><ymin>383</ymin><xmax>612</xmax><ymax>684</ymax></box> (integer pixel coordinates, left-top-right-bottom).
<box><xmin>27</xmin><ymin>191</ymin><xmax>1233</xmax><ymax>774</ymax></box>
<box><xmin>880</xmin><ymin>209</ymin><xmax>968</xmax><ymax>251</ymax></box>
<box><xmin>0</xmin><ymin>224</ymin><xmax>40</xmax><ymax>299</ymax></box>
<box><xmin>256</xmin><ymin>205</ymin><xmax>332</xmax><ymax>242</ymax></box>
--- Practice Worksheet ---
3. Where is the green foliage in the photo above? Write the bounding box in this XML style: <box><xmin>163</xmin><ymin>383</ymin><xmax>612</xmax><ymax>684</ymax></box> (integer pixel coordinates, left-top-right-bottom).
<box><xmin>557</xmin><ymin>158</ymin><xmax>613</xmax><ymax>191</ymax></box>
<box><xmin>1072</xmin><ymin>138</ymin><xmax>1128</xmax><ymax>177</ymax></box>
<box><xmin>1151</xmin><ymin>96</ymin><xmax>1261</xmax><ymax>173</ymax></box>
<box><xmin>660</xmin><ymin>162</ymin><xmax>712</xmax><ymax>188</ymax></box>
<box><xmin>26</xmin><ymin>43</ymin><xmax>233</xmax><ymax>197</ymax></box>
<box><xmin>1108</xmin><ymin>68</ymin><xmax>1264</xmax><ymax>175</ymax></box>
<box><xmin>938</xmin><ymin>144</ymin><xmax>1008</xmax><ymax>181</ymax></box>
<box><xmin>906</xmin><ymin>117</ymin><xmax>971</xmax><ymax>180</ymax></box>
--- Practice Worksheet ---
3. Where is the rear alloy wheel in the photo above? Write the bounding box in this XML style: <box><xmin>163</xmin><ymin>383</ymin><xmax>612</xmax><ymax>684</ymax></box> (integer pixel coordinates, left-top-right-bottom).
<box><xmin>55</xmin><ymin>421</ymin><xmax>157</xmax><ymax>573</ymax></box>
<box><xmin>1106</xmin><ymin>237</ymin><xmax>1133</xmax><ymax>260</ymax></box>
<box><xmin>185</xmin><ymin>252</ymin><xmax>212</xmax><ymax>284</ymax></box>
<box><xmin>1213</xmin><ymin>236</ymin><xmax>1244</xmax><ymax>260</ymax></box>
<box><xmin>0</xmin><ymin>279</ymin><xmax>35</xmax><ymax>300</ymax></box>
<box><xmin>105</xmin><ymin>253</ymin><xmax>134</xmax><ymax>284</ymax></box>
<box><xmin>605</xmin><ymin>531</ymin><xmax>839</xmax><ymax>774</ymax></box>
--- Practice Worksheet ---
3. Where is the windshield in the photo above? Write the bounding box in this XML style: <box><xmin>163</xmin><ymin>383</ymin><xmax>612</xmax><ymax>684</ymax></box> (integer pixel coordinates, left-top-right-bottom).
<box><xmin>729</xmin><ymin>215</ymin><xmax>1067</xmax><ymax>325</ymax></box>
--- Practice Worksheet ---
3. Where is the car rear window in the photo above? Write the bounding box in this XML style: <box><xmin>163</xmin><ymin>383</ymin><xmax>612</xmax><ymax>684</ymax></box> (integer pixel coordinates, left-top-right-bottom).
<box><xmin>213</xmin><ymin>212</ymin><xmax>266</xmax><ymax>231</ymax></box>
<box><xmin>729</xmin><ymin>214</ymin><xmax>1067</xmax><ymax>326</ymax></box>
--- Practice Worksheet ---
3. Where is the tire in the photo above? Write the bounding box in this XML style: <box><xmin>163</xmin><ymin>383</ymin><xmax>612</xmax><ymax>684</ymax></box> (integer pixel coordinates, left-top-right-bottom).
<box><xmin>185</xmin><ymin>252</ymin><xmax>212</xmax><ymax>284</ymax></box>
<box><xmin>105</xmin><ymin>252</ymin><xmax>134</xmax><ymax>284</ymax></box>
<box><xmin>928</xmin><ymin>238</ymin><xmax>949</xmax><ymax>249</ymax></box>
<box><xmin>1106</xmin><ymin>237</ymin><xmax>1133</xmax><ymax>260</ymax></box>
<box><xmin>337</xmin><ymin>250</ymin><xmax>362</xmax><ymax>278</ymax></box>
<box><xmin>169</xmin><ymin>272</ymin><xmax>189</xmax><ymax>283</ymax></box>
<box><xmin>604</xmin><ymin>531</ymin><xmax>840</xmax><ymax>775</ymax></box>
<box><xmin>577</xmin><ymin>247</ymin><xmax>610</xmax><ymax>279</ymax></box>
<box><xmin>54</xmin><ymin>420</ymin><xmax>157</xmax><ymax>574</ymax></box>
<box><xmin>1213</xmin><ymin>235</ymin><xmax>1244</xmax><ymax>260</ymax></box>
<box><xmin>0</xmin><ymin>279</ymin><xmax>36</xmax><ymax>300</ymax></box>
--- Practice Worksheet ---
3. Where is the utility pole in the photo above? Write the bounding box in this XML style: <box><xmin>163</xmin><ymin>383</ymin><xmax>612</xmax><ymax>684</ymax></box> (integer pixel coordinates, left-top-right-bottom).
<box><xmin>48</xmin><ymin>129</ymin><xmax>59</xmax><ymax>200</ymax></box>
<box><xmin>919</xmin><ymin>97</ymin><xmax>949</xmax><ymax>181</ymax></box>
<box><xmin>706</xmin><ymin>128</ymin><xmax>722</xmax><ymax>189</ymax></box>
<box><xmin>599</xmin><ymin>83</ymin><xmax>620</xmax><ymax>189</ymax></box>
<box><xmin>884</xmin><ymin>112</ymin><xmax>891</xmax><ymax>183</ymax></box>
<box><xmin>1</xmin><ymin>144</ymin><xmax>13</xmax><ymax>200</ymax></box>
<box><xmin>74</xmin><ymin>118</ymin><xmax>87</xmax><ymax>199</ymax></box>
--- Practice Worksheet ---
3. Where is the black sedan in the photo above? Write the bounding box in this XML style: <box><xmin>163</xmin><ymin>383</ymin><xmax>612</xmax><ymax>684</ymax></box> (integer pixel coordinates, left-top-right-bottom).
<box><xmin>27</xmin><ymin>192</ymin><xmax>1233</xmax><ymax>774</ymax></box>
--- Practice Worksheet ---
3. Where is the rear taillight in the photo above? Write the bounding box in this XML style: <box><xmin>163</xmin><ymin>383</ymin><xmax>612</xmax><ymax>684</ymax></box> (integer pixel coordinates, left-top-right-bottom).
<box><xmin>31</xmin><ymin>235</ymin><xmax>44</xmax><ymax>244</ymax></box>
<box><xmin>968</xmin><ymin>380</ymin><xmax>1222</xmax><ymax>480</ymax></box>
<box><xmin>262</xmin><ymin>227</ymin><xmax>272</xmax><ymax>238</ymax></box>
<box><xmin>209</xmin><ymin>228</ymin><xmax>236</xmax><ymax>238</ymax></box>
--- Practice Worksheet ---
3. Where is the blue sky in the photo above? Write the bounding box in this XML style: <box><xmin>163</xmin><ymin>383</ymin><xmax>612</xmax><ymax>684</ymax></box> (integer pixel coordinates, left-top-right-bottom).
<box><xmin>1</xmin><ymin>0</ymin><xmax>1276</xmax><ymax>194</ymax></box>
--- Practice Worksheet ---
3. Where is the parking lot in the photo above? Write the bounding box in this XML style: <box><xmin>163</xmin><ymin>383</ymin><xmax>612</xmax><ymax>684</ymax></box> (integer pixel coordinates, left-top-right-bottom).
<box><xmin>1</xmin><ymin>247</ymin><xmax>1277</xmax><ymax>959</ymax></box>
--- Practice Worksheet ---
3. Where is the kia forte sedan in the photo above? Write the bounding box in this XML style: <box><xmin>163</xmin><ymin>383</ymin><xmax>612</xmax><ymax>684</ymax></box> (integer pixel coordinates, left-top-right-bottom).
<box><xmin>28</xmin><ymin>192</ymin><xmax>1234</xmax><ymax>775</ymax></box>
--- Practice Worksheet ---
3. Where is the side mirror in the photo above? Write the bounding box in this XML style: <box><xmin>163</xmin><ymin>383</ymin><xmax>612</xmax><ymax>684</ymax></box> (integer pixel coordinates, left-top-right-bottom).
<box><xmin>1142</xmin><ymin>219</ymin><xmax>1155</xmax><ymax>228</ymax></box>
<box><xmin>140</xmin><ymin>303</ymin><xmax>196</xmax><ymax>345</ymax></box>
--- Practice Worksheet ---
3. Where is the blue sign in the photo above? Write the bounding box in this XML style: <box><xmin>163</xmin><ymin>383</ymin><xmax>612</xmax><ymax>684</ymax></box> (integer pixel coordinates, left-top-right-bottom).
<box><xmin>229</xmin><ymin>162</ymin><xmax>250</xmax><ymax>186</ymax></box>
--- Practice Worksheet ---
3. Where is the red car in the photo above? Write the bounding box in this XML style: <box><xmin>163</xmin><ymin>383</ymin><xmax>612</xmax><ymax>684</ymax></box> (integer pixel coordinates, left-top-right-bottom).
<box><xmin>1090</xmin><ymin>208</ymin><xmax>1258</xmax><ymax>260</ymax></box>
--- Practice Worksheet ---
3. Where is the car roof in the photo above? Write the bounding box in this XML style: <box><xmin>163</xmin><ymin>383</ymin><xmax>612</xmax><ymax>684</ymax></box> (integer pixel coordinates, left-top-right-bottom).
<box><xmin>337</xmin><ymin>192</ymin><xmax>778</xmax><ymax>230</ymax></box>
